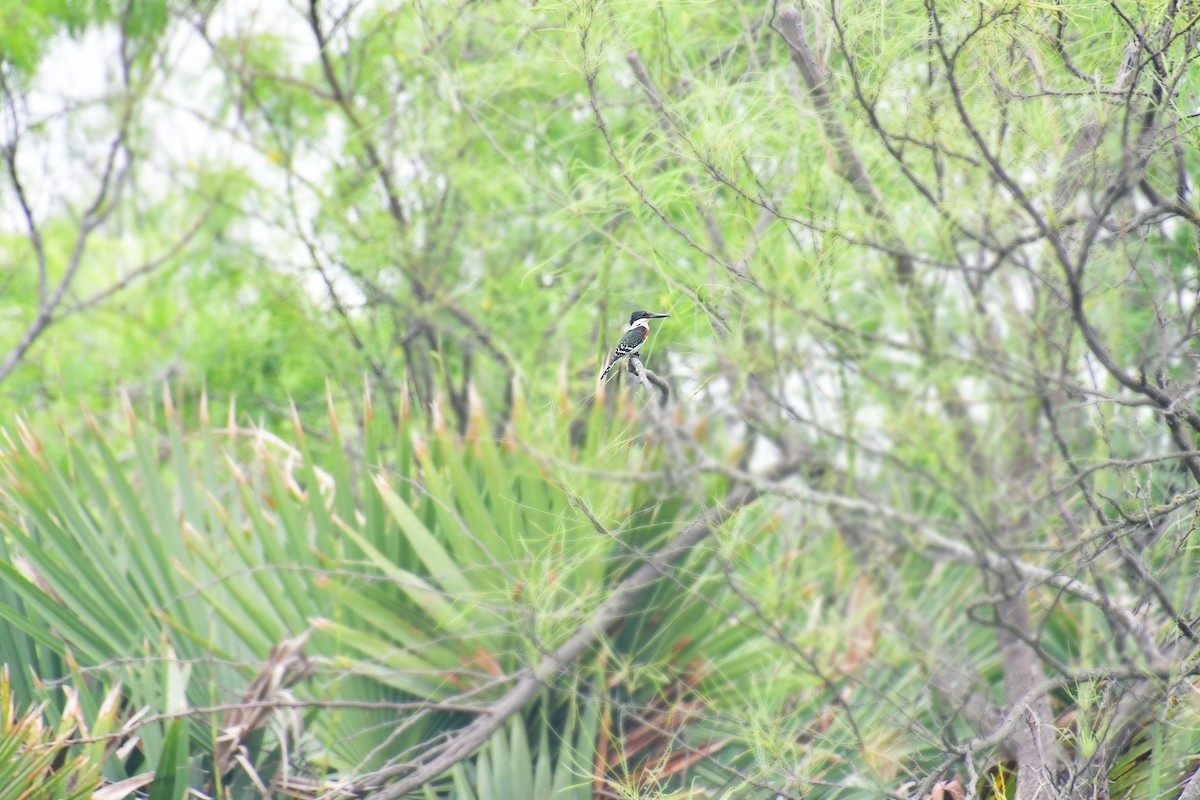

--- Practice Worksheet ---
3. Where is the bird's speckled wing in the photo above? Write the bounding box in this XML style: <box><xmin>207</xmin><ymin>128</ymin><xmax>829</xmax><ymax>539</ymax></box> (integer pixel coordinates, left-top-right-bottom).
<box><xmin>601</xmin><ymin>326</ymin><xmax>649</xmax><ymax>378</ymax></box>
<box><xmin>614</xmin><ymin>325</ymin><xmax>648</xmax><ymax>357</ymax></box>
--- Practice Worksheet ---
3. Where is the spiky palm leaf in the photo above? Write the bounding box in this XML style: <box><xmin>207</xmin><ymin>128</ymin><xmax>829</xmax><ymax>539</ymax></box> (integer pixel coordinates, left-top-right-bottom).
<box><xmin>0</xmin><ymin>382</ymin><xmax>766</xmax><ymax>796</ymax></box>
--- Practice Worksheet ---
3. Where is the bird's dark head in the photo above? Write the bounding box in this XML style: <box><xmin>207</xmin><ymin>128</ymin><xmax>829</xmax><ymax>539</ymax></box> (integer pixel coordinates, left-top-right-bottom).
<box><xmin>629</xmin><ymin>310</ymin><xmax>670</xmax><ymax>326</ymax></box>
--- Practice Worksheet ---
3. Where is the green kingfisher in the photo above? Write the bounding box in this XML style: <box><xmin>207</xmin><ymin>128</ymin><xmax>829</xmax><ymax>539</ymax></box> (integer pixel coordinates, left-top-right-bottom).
<box><xmin>600</xmin><ymin>310</ymin><xmax>670</xmax><ymax>380</ymax></box>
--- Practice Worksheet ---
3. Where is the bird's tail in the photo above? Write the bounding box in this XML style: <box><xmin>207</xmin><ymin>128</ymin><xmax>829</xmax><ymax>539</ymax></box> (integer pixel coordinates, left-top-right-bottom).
<box><xmin>599</xmin><ymin>358</ymin><xmax>618</xmax><ymax>381</ymax></box>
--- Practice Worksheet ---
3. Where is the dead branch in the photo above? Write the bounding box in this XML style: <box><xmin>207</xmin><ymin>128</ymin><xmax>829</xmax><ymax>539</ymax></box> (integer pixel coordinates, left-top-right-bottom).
<box><xmin>215</xmin><ymin>631</ymin><xmax>315</xmax><ymax>776</ymax></box>
<box><xmin>0</xmin><ymin>86</ymin><xmax>132</xmax><ymax>384</ymax></box>
<box><xmin>361</xmin><ymin>481</ymin><xmax>767</xmax><ymax>799</ymax></box>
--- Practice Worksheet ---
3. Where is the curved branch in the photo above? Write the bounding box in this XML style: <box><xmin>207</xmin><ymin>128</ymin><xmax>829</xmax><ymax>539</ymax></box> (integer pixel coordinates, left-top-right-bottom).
<box><xmin>362</xmin><ymin>483</ymin><xmax>764</xmax><ymax>799</ymax></box>
<box><xmin>628</xmin><ymin>354</ymin><xmax>669</xmax><ymax>407</ymax></box>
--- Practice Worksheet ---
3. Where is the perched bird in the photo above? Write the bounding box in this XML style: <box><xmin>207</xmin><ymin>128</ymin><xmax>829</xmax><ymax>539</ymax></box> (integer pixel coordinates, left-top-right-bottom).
<box><xmin>600</xmin><ymin>310</ymin><xmax>670</xmax><ymax>380</ymax></box>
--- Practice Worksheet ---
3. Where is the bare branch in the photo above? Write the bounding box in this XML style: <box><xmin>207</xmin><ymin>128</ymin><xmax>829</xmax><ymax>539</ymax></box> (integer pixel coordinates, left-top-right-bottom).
<box><xmin>1</xmin><ymin>144</ymin><xmax>48</xmax><ymax>309</ymax></box>
<box><xmin>994</xmin><ymin>595</ymin><xmax>1064</xmax><ymax>799</ymax></box>
<box><xmin>0</xmin><ymin>132</ymin><xmax>130</xmax><ymax>384</ymax></box>
<box><xmin>361</xmin><ymin>481</ymin><xmax>768</xmax><ymax>798</ymax></box>
<box><xmin>628</xmin><ymin>354</ymin><xmax>669</xmax><ymax>407</ymax></box>
<box><xmin>1179</xmin><ymin>760</ymin><xmax>1200</xmax><ymax>800</ymax></box>
<box><xmin>307</xmin><ymin>0</ymin><xmax>408</xmax><ymax>230</ymax></box>
<box><xmin>775</xmin><ymin>8</ymin><xmax>914</xmax><ymax>282</ymax></box>
<box><xmin>64</xmin><ymin>197</ymin><xmax>221</xmax><ymax>317</ymax></box>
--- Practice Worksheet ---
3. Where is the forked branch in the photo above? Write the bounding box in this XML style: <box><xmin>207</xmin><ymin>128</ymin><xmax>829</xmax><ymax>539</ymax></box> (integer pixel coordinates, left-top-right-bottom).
<box><xmin>629</xmin><ymin>354</ymin><xmax>670</xmax><ymax>407</ymax></box>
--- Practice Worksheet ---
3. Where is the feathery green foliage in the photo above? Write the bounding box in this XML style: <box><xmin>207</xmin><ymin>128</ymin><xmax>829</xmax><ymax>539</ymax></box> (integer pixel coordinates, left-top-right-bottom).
<box><xmin>2</xmin><ymin>0</ymin><xmax>1200</xmax><ymax>797</ymax></box>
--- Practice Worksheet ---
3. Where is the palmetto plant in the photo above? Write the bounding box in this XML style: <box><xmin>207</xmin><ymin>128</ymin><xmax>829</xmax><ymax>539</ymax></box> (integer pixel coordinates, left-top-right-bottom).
<box><xmin>0</xmin><ymin>666</ymin><xmax>122</xmax><ymax>800</ymax></box>
<box><xmin>0</xmin><ymin>380</ymin><xmax>771</xmax><ymax>797</ymax></box>
<box><xmin>0</xmin><ymin>378</ymin><xmax>1196</xmax><ymax>799</ymax></box>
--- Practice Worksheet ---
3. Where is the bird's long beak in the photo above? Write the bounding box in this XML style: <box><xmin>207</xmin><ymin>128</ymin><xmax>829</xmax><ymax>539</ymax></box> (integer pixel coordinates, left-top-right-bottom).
<box><xmin>647</xmin><ymin>312</ymin><xmax>670</xmax><ymax>319</ymax></box>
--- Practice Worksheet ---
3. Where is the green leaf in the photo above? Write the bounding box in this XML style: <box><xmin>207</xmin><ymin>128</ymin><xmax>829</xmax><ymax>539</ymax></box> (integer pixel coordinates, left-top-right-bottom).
<box><xmin>373</xmin><ymin>477</ymin><xmax>473</xmax><ymax>598</ymax></box>
<box><xmin>148</xmin><ymin>719</ymin><xmax>188</xmax><ymax>800</ymax></box>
